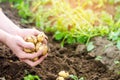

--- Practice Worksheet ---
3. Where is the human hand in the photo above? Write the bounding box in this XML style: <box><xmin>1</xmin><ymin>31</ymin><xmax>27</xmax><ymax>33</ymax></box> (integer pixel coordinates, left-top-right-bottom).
<box><xmin>18</xmin><ymin>28</ymin><xmax>48</xmax><ymax>44</ymax></box>
<box><xmin>4</xmin><ymin>34</ymin><xmax>47</xmax><ymax>67</ymax></box>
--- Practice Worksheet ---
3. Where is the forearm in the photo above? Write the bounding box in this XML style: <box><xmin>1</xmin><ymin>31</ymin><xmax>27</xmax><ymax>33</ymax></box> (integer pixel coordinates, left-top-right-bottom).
<box><xmin>0</xmin><ymin>29</ymin><xmax>9</xmax><ymax>43</ymax></box>
<box><xmin>0</xmin><ymin>9</ymin><xmax>21</xmax><ymax>35</ymax></box>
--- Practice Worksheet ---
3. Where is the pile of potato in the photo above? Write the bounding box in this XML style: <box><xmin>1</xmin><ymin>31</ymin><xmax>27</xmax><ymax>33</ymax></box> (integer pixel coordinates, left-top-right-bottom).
<box><xmin>23</xmin><ymin>33</ymin><xmax>48</xmax><ymax>61</ymax></box>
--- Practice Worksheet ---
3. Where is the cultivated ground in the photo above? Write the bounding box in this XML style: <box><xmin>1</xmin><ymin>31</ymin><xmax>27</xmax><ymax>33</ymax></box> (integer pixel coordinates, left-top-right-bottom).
<box><xmin>0</xmin><ymin>2</ymin><xmax>120</xmax><ymax>80</ymax></box>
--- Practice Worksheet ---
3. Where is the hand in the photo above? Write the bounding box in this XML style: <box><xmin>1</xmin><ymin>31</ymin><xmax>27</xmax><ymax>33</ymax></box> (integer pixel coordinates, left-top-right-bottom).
<box><xmin>18</xmin><ymin>28</ymin><xmax>48</xmax><ymax>44</ymax></box>
<box><xmin>0</xmin><ymin>10</ymin><xmax>48</xmax><ymax>66</ymax></box>
<box><xmin>5</xmin><ymin>34</ymin><xmax>47</xmax><ymax>67</ymax></box>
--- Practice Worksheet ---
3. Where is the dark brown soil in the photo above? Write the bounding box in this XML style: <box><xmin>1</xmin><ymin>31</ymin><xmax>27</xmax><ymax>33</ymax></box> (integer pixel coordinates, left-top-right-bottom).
<box><xmin>0</xmin><ymin>2</ymin><xmax>120</xmax><ymax>80</ymax></box>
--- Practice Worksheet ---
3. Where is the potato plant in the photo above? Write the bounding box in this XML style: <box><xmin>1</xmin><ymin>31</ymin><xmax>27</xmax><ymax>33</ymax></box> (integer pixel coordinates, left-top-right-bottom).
<box><xmin>2</xmin><ymin>0</ymin><xmax>120</xmax><ymax>48</ymax></box>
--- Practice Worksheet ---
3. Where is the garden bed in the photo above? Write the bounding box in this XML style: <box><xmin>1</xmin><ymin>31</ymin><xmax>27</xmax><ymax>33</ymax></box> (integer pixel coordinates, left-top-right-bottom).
<box><xmin>0</xmin><ymin>2</ymin><xmax>120</xmax><ymax>80</ymax></box>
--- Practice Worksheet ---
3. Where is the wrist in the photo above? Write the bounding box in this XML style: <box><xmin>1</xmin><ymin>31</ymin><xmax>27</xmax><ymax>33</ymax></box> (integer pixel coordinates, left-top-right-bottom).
<box><xmin>0</xmin><ymin>29</ymin><xmax>10</xmax><ymax>44</ymax></box>
<box><xmin>10</xmin><ymin>25</ymin><xmax>22</xmax><ymax>36</ymax></box>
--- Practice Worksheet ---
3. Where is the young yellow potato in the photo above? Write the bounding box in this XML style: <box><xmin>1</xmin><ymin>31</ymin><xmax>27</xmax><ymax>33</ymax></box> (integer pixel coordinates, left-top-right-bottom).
<box><xmin>58</xmin><ymin>71</ymin><xmax>69</xmax><ymax>78</ymax></box>
<box><xmin>56</xmin><ymin>76</ymin><xmax>65</xmax><ymax>80</ymax></box>
<box><xmin>42</xmin><ymin>44</ymin><xmax>48</xmax><ymax>56</ymax></box>
<box><xmin>31</xmin><ymin>35</ymin><xmax>37</xmax><ymax>44</ymax></box>
<box><xmin>25</xmin><ymin>36</ymin><xmax>34</xmax><ymax>43</ymax></box>
<box><xmin>23</xmin><ymin>48</ymin><xmax>33</xmax><ymax>53</ymax></box>
<box><xmin>35</xmin><ymin>42</ymin><xmax>48</xmax><ymax>55</ymax></box>
<box><xmin>35</xmin><ymin>42</ymin><xmax>42</xmax><ymax>51</ymax></box>
<box><xmin>37</xmin><ymin>34</ymin><xmax>45</xmax><ymax>42</ymax></box>
<box><xmin>33</xmin><ymin>57</ymin><xmax>39</xmax><ymax>61</ymax></box>
<box><xmin>25</xmin><ymin>35</ymin><xmax>37</xmax><ymax>44</ymax></box>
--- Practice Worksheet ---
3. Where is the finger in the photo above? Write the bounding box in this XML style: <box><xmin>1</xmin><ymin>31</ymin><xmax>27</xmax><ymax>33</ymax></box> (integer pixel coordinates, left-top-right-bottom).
<box><xmin>41</xmin><ymin>32</ymin><xmax>48</xmax><ymax>39</ymax></box>
<box><xmin>33</xmin><ymin>29</ymin><xmax>42</xmax><ymax>36</ymax></box>
<box><xmin>32</xmin><ymin>29</ymin><xmax>48</xmax><ymax>40</ymax></box>
<box><xmin>22</xmin><ymin>55</ymin><xmax>47</xmax><ymax>67</ymax></box>
<box><xmin>43</xmin><ymin>39</ymin><xmax>47</xmax><ymax>44</ymax></box>
<box><xmin>16</xmin><ymin>50</ymin><xmax>43</xmax><ymax>59</ymax></box>
<box><xmin>17</xmin><ymin>38</ymin><xmax>34</xmax><ymax>48</ymax></box>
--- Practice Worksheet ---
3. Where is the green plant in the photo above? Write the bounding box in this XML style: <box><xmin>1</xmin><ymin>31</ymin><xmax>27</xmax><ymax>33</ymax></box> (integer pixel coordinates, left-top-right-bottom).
<box><xmin>86</xmin><ymin>42</ymin><xmax>95</xmax><ymax>51</ymax></box>
<box><xmin>2</xmin><ymin>0</ymin><xmax>120</xmax><ymax>47</ymax></box>
<box><xmin>23</xmin><ymin>74</ymin><xmax>41</xmax><ymax>80</ymax></box>
<box><xmin>95</xmin><ymin>56</ymin><xmax>102</xmax><ymax>61</ymax></box>
<box><xmin>108</xmin><ymin>29</ymin><xmax>120</xmax><ymax>50</ymax></box>
<box><xmin>69</xmin><ymin>75</ymin><xmax>85</xmax><ymax>80</ymax></box>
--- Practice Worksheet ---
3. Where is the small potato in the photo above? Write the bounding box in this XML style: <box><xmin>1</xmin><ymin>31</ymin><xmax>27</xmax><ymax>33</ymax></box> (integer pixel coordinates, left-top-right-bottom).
<box><xmin>31</xmin><ymin>35</ymin><xmax>37</xmax><ymax>44</ymax></box>
<box><xmin>25</xmin><ymin>35</ymin><xmax>37</xmax><ymax>44</ymax></box>
<box><xmin>23</xmin><ymin>48</ymin><xmax>33</xmax><ymax>53</ymax></box>
<box><xmin>42</xmin><ymin>44</ymin><xmax>48</xmax><ymax>56</ymax></box>
<box><xmin>38</xmin><ymin>44</ymin><xmax>48</xmax><ymax>56</ymax></box>
<box><xmin>35</xmin><ymin>42</ymin><xmax>42</xmax><ymax>51</ymax></box>
<box><xmin>58</xmin><ymin>71</ymin><xmax>69</xmax><ymax>78</ymax></box>
<box><xmin>56</xmin><ymin>76</ymin><xmax>64</xmax><ymax>80</ymax></box>
<box><xmin>25</xmin><ymin>36</ymin><xmax>34</xmax><ymax>43</ymax></box>
<box><xmin>33</xmin><ymin>57</ymin><xmax>39</xmax><ymax>61</ymax></box>
<box><xmin>37</xmin><ymin>34</ymin><xmax>45</xmax><ymax>42</ymax></box>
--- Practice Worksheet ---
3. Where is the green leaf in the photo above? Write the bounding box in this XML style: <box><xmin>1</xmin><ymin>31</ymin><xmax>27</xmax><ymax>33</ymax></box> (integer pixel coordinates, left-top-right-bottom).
<box><xmin>54</xmin><ymin>31</ymin><xmax>64</xmax><ymax>40</ymax></box>
<box><xmin>108</xmin><ymin>31</ymin><xmax>120</xmax><ymax>41</ymax></box>
<box><xmin>76</xmin><ymin>36</ymin><xmax>88</xmax><ymax>44</ymax></box>
<box><xmin>114</xmin><ymin>60</ymin><xmax>120</xmax><ymax>65</ymax></box>
<box><xmin>24</xmin><ymin>74</ymin><xmax>41</xmax><ymax>80</ymax></box>
<box><xmin>66</xmin><ymin>36</ymin><xmax>76</xmax><ymax>44</ymax></box>
<box><xmin>117</xmin><ymin>40</ymin><xmax>120</xmax><ymax>50</ymax></box>
<box><xmin>87</xmin><ymin>42</ymin><xmax>95</xmax><ymax>51</ymax></box>
<box><xmin>79</xmin><ymin>77</ymin><xmax>85</xmax><ymax>80</ymax></box>
<box><xmin>95</xmin><ymin>56</ymin><xmax>102</xmax><ymax>61</ymax></box>
<box><xmin>69</xmin><ymin>75</ymin><xmax>79</xmax><ymax>80</ymax></box>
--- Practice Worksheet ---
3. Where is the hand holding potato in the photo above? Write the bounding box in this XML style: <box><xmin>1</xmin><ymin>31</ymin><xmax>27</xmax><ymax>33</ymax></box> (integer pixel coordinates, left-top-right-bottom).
<box><xmin>23</xmin><ymin>33</ymin><xmax>48</xmax><ymax>61</ymax></box>
<box><xmin>18</xmin><ymin>29</ymin><xmax>48</xmax><ymax>67</ymax></box>
<box><xmin>0</xmin><ymin>10</ymin><xmax>48</xmax><ymax>67</ymax></box>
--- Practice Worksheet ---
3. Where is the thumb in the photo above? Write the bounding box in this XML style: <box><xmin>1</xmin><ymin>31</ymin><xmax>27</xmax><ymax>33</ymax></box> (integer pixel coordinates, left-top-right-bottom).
<box><xmin>18</xmin><ymin>38</ymin><xmax>35</xmax><ymax>49</ymax></box>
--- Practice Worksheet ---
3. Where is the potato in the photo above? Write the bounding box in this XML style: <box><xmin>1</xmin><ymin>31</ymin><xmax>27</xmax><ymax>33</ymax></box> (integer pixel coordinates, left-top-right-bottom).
<box><xmin>25</xmin><ymin>36</ymin><xmax>33</xmax><ymax>43</ymax></box>
<box><xmin>31</xmin><ymin>35</ymin><xmax>37</xmax><ymax>44</ymax></box>
<box><xmin>36</xmin><ymin>42</ymin><xmax>48</xmax><ymax>56</ymax></box>
<box><xmin>35</xmin><ymin>42</ymin><xmax>42</xmax><ymax>51</ymax></box>
<box><xmin>56</xmin><ymin>76</ymin><xmax>64</xmax><ymax>80</ymax></box>
<box><xmin>25</xmin><ymin>35</ymin><xmax>37</xmax><ymax>44</ymax></box>
<box><xmin>33</xmin><ymin>57</ymin><xmax>39</xmax><ymax>61</ymax></box>
<box><xmin>58</xmin><ymin>71</ymin><xmax>69</xmax><ymax>78</ymax></box>
<box><xmin>23</xmin><ymin>48</ymin><xmax>33</xmax><ymax>53</ymax></box>
<box><xmin>38</xmin><ymin>44</ymin><xmax>48</xmax><ymax>56</ymax></box>
<box><xmin>37</xmin><ymin>34</ymin><xmax>45</xmax><ymax>42</ymax></box>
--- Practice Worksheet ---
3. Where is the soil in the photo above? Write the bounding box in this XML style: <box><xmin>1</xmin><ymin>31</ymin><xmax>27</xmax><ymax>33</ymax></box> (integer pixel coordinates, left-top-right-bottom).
<box><xmin>0</xmin><ymin>2</ymin><xmax>120</xmax><ymax>80</ymax></box>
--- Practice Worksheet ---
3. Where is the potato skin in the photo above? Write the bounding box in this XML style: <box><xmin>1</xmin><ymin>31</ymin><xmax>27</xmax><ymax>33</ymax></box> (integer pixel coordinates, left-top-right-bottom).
<box><xmin>38</xmin><ymin>44</ymin><xmax>48</xmax><ymax>56</ymax></box>
<box><xmin>31</xmin><ymin>35</ymin><xmax>37</xmax><ymax>44</ymax></box>
<box><xmin>56</xmin><ymin>76</ymin><xmax>64</xmax><ymax>80</ymax></box>
<box><xmin>33</xmin><ymin>57</ymin><xmax>39</xmax><ymax>61</ymax></box>
<box><xmin>25</xmin><ymin>36</ymin><xmax>34</xmax><ymax>43</ymax></box>
<box><xmin>37</xmin><ymin>34</ymin><xmax>45</xmax><ymax>42</ymax></box>
<box><xmin>25</xmin><ymin>35</ymin><xmax>37</xmax><ymax>44</ymax></box>
<box><xmin>58</xmin><ymin>71</ymin><xmax>69</xmax><ymax>78</ymax></box>
<box><xmin>23</xmin><ymin>48</ymin><xmax>33</xmax><ymax>53</ymax></box>
<box><xmin>36</xmin><ymin>42</ymin><xmax>48</xmax><ymax>56</ymax></box>
<box><xmin>35</xmin><ymin>42</ymin><xmax>42</xmax><ymax>51</ymax></box>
